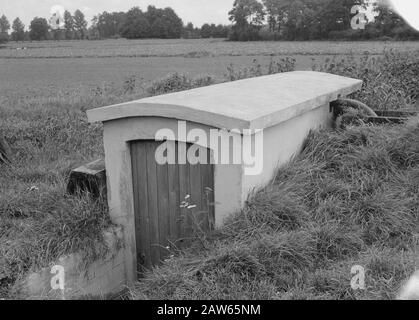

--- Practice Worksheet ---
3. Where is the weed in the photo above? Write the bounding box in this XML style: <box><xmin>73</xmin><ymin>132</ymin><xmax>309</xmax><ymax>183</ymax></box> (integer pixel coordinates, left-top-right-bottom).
<box><xmin>225</xmin><ymin>57</ymin><xmax>296</xmax><ymax>81</ymax></box>
<box><xmin>312</xmin><ymin>50</ymin><xmax>419</xmax><ymax>110</ymax></box>
<box><xmin>146</xmin><ymin>73</ymin><xmax>216</xmax><ymax>95</ymax></box>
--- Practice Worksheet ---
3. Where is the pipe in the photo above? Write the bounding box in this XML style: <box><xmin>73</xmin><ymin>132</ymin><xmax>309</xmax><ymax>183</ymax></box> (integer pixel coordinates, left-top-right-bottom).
<box><xmin>331</xmin><ymin>98</ymin><xmax>378</xmax><ymax>118</ymax></box>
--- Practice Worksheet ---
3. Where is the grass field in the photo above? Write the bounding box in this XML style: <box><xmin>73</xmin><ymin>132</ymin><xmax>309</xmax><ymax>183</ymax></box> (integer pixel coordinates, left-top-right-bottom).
<box><xmin>4</xmin><ymin>39</ymin><xmax>419</xmax><ymax>58</ymax></box>
<box><xmin>1</xmin><ymin>39</ymin><xmax>419</xmax><ymax>299</ymax></box>
<box><xmin>2</xmin><ymin>39</ymin><xmax>419</xmax><ymax>96</ymax></box>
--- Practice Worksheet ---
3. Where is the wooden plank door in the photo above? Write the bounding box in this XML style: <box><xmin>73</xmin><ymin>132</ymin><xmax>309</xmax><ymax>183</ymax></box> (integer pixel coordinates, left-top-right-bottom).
<box><xmin>131</xmin><ymin>140</ymin><xmax>214</xmax><ymax>275</ymax></box>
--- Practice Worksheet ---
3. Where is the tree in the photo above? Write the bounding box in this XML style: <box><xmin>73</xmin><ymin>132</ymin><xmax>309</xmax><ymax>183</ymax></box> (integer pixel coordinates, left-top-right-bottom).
<box><xmin>0</xmin><ymin>14</ymin><xmax>10</xmax><ymax>42</ymax></box>
<box><xmin>64</xmin><ymin>11</ymin><xmax>75</xmax><ymax>40</ymax></box>
<box><xmin>368</xmin><ymin>1</ymin><xmax>419</xmax><ymax>40</ymax></box>
<box><xmin>183</xmin><ymin>22</ymin><xmax>199</xmax><ymax>39</ymax></box>
<box><xmin>0</xmin><ymin>14</ymin><xmax>10</xmax><ymax>33</ymax></box>
<box><xmin>145</xmin><ymin>5</ymin><xmax>161</xmax><ymax>27</ymax></box>
<box><xmin>144</xmin><ymin>6</ymin><xmax>183</xmax><ymax>38</ymax></box>
<box><xmin>120</xmin><ymin>7</ymin><xmax>150</xmax><ymax>39</ymax></box>
<box><xmin>236</xmin><ymin>0</ymin><xmax>375</xmax><ymax>41</ymax></box>
<box><xmin>73</xmin><ymin>9</ymin><xmax>87</xmax><ymax>39</ymax></box>
<box><xmin>200</xmin><ymin>23</ymin><xmax>229</xmax><ymax>38</ymax></box>
<box><xmin>94</xmin><ymin>11</ymin><xmax>126</xmax><ymax>39</ymax></box>
<box><xmin>149</xmin><ymin>17</ymin><xmax>168</xmax><ymax>38</ymax></box>
<box><xmin>162</xmin><ymin>7</ymin><xmax>183</xmax><ymax>38</ymax></box>
<box><xmin>200</xmin><ymin>23</ymin><xmax>212</xmax><ymax>38</ymax></box>
<box><xmin>229</xmin><ymin>0</ymin><xmax>266</xmax><ymax>40</ymax></box>
<box><xmin>229</xmin><ymin>0</ymin><xmax>265</xmax><ymax>27</ymax></box>
<box><xmin>11</xmin><ymin>18</ymin><xmax>25</xmax><ymax>41</ymax></box>
<box><xmin>120</xmin><ymin>6</ymin><xmax>183</xmax><ymax>39</ymax></box>
<box><xmin>317</xmin><ymin>0</ymin><xmax>365</xmax><ymax>38</ymax></box>
<box><xmin>263</xmin><ymin>0</ymin><xmax>286</xmax><ymax>32</ymax></box>
<box><xmin>281</xmin><ymin>0</ymin><xmax>311</xmax><ymax>40</ymax></box>
<box><xmin>214</xmin><ymin>24</ymin><xmax>229</xmax><ymax>38</ymax></box>
<box><xmin>29</xmin><ymin>17</ymin><xmax>49</xmax><ymax>41</ymax></box>
<box><xmin>185</xmin><ymin>22</ymin><xmax>195</xmax><ymax>32</ymax></box>
<box><xmin>90</xmin><ymin>15</ymin><xmax>99</xmax><ymax>38</ymax></box>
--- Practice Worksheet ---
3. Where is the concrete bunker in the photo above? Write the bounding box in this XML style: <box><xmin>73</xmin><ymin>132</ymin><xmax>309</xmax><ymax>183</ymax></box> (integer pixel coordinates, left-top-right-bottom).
<box><xmin>87</xmin><ymin>71</ymin><xmax>362</xmax><ymax>286</ymax></box>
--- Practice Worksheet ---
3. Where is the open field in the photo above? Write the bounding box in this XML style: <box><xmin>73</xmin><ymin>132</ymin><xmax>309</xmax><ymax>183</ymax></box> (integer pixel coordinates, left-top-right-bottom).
<box><xmin>0</xmin><ymin>55</ymin><xmax>308</xmax><ymax>95</ymax></box>
<box><xmin>2</xmin><ymin>39</ymin><xmax>419</xmax><ymax>58</ymax></box>
<box><xmin>1</xmin><ymin>39</ymin><xmax>419</xmax><ymax>96</ymax></box>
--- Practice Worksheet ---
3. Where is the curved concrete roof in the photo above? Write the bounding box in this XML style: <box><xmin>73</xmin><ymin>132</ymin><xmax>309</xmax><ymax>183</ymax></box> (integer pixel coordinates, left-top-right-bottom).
<box><xmin>87</xmin><ymin>71</ymin><xmax>362</xmax><ymax>130</ymax></box>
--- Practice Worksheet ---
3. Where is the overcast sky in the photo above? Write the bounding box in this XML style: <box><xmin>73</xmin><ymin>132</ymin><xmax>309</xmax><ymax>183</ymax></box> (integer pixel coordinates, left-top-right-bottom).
<box><xmin>1</xmin><ymin>0</ymin><xmax>233</xmax><ymax>29</ymax></box>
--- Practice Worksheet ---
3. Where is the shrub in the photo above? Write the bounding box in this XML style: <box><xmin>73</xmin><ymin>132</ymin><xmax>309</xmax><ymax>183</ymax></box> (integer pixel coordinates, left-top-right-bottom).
<box><xmin>146</xmin><ymin>73</ymin><xmax>215</xmax><ymax>95</ymax></box>
<box><xmin>225</xmin><ymin>58</ymin><xmax>296</xmax><ymax>81</ymax></box>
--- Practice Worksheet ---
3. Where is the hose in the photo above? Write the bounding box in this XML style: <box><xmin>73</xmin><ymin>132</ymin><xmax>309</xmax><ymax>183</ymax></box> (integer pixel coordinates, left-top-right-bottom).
<box><xmin>331</xmin><ymin>98</ymin><xmax>378</xmax><ymax>118</ymax></box>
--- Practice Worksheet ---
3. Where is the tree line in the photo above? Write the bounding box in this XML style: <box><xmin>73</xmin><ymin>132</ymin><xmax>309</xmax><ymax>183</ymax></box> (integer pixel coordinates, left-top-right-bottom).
<box><xmin>0</xmin><ymin>6</ymin><xmax>229</xmax><ymax>43</ymax></box>
<box><xmin>0</xmin><ymin>9</ymin><xmax>89</xmax><ymax>42</ymax></box>
<box><xmin>90</xmin><ymin>6</ymin><xmax>229</xmax><ymax>39</ymax></box>
<box><xmin>2</xmin><ymin>1</ymin><xmax>418</xmax><ymax>44</ymax></box>
<box><xmin>228</xmin><ymin>0</ymin><xmax>419</xmax><ymax>41</ymax></box>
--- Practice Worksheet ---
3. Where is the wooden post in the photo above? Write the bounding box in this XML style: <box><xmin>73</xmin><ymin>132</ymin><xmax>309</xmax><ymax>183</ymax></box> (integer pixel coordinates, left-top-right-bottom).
<box><xmin>67</xmin><ymin>159</ymin><xmax>106</xmax><ymax>198</ymax></box>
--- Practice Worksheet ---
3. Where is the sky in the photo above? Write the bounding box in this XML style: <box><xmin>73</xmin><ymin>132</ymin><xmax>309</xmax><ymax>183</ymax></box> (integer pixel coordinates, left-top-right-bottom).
<box><xmin>388</xmin><ymin>0</ymin><xmax>419</xmax><ymax>31</ymax></box>
<box><xmin>0</xmin><ymin>0</ymin><xmax>233</xmax><ymax>29</ymax></box>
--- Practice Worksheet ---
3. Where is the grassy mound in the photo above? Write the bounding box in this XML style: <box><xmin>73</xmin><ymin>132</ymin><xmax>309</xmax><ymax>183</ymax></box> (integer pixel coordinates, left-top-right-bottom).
<box><xmin>133</xmin><ymin>119</ymin><xmax>419</xmax><ymax>300</ymax></box>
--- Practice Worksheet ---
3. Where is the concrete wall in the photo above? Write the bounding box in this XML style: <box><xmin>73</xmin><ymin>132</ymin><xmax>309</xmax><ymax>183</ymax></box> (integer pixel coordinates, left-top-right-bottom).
<box><xmin>241</xmin><ymin>103</ymin><xmax>333</xmax><ymax>201</ymax></box>
<box><xmin>13</xmin><ymin>227</ymin><xmax>125</xmax><ymax>299</ymax></box>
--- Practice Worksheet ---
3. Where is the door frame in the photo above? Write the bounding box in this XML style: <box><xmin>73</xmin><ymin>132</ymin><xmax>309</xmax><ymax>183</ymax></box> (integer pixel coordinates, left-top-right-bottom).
<box><xmin>130</xmin><ymin>139</ymin><xmax>215</xmax><ymax>274</ymax></box>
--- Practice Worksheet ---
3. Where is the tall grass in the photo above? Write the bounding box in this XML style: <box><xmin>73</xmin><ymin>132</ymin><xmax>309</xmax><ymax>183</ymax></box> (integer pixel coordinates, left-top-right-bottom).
<box><xmin>147</xmin><ymin>73</ymin><xmax>215</xmax><ymax>96</ymax></box>
<box><xmin>225</xmin><ymin>57</ymin><xmax>296</xmax><ymax>81</ymax></box>
<box><xmin>312</xmin><ymin>50</ymin><xmax>419</xmax><ymax>110</ymax></box>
